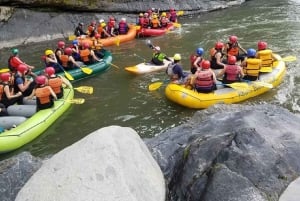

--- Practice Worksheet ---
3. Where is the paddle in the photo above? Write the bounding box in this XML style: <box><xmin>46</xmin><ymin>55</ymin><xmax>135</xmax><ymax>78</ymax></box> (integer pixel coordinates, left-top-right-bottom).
<box><xmin>74</xmin><ymin>86</ymin><xmax>93</xmax><ymax>94</ymax></box>
<box><xmin>57</xmin><ymin>63</ymin><xmax>74</xmax><ymax>81</ymax></box>
<box><xmin>0</xmin><ymin>68</ymin><xmax>10</xmax><ymax>73</ymax></box>
<box><xmin>114</xmin><ymin>36</ymin><xmax>121</xmax><ymax>46</ymax></box>
<box><xmin>259</xmin><ymin>55</ymin><xmax>296</xmax><ymax>73</ymax></box>
<box><xmin>59</xmin><ymin>98</ymin><xmax>85</xmax><ymax>104</ymax></box>
<box><xmin>173</xmin><ymin>22</ymin><xmax>181</xmax><ymax>28</ymax></box>
<box><xmin>133</xmin><ymin>53</ymin><xmax>146</xmax><ymax>62</ymax></box>
<box><xmin>79</xmin><ymin>66</ymin><xmax>93</xmax><ymax>74</ymax></box>
<box><xmin>109</xmin><ymin>63</ymin><xmax>120</xmax><ymax>69</ymax></box>
<box><xmin>282</xmin><ymin>55</ymin><xmax>296</xmax><ymax>62</ymax></box>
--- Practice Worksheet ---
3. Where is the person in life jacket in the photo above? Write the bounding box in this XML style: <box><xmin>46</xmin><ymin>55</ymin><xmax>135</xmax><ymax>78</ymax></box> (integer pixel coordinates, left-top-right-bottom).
<box><xmin>241</xmin><ymin>48</ymin><xmax>262</xmax><ymax>81</ymax></box>
<box><xmin>92</xmin><ymin>34</ymin><xmax>105</xmax><ymax>59</ymax></box>
<box><xmin>55</xmin><ymin>41</ymin><xmax>65</xmax><ymax>65</ymax></box>
<box><xmin>14</xmin><ymin>64</ymin><xmax>36</xmax><ymax>97</ymax></box>
<box><xmin>27</xmin><ymin>75</ymin><xmax>57</xmax><ymax>111</ymax></box>
<box><xmin>79</xmin><ymin>42</ymin><xmax>102</xmax><ymax>65</ymax></box>
<box><xmin>192</xmin><ymin>60</ymin><xmax>217</xmax><ymax>93</ymax></box>
<box><xmin>0</xmin><ymin>72</ymin><xmax>23</xmax><ymax>108</ymax></box>
<box><xmin>97</xmin><ymin>19</ymin><xmax>111</xmax><ymax>38</ymax></box>
<box><xmin>209</xmin><ymin>42</ymin><xmax>226</xmax><ymax>69</ymax></box>
<box><xmin>70</xmin><ymin>40</ymin><xmax>81</xmax><ymax>61</ymax></box>
<box><xmin>218</xmin><ymin>56</ymin><xmax>244</xmax><ymax>84</ymax></box>
<box><xmin>190</xmin><ymin>47</ymin><xmax>204</xmax><ymax>74</ymax></box>
<box><xmin>167</xmin><ymin>53</ymin><xmax>188</xmax><ymax>84</ymax></box>
<box><xmin>74</xmin><ymin>22</ymin><xmax>87</xmax><ymax>37</ymax></box>
<box><xmin>60</xmin><ymin>47</ymin><xmax>82</xmax><ymax>70</ymax></box>
<box><xmin>107</xmin><ymin>17</ymin><xmax>117</xmax><ymax>37</ymax></box>
<box><xmin>86</xmin><ymin>21</ymin><xmax>97</xmax><ymax>38</ymax></box>
<box><xmin>137</xmin><ymin>13</ymin><xmax>145</xmax><ymax>26</ymax></box>
<box><xmin>8</xmin><ymin>48</ymin><xmax>35</xmax><ymax>73</ymax></box>
<box><xmin>160</xmin><ymin>12</ymin><xmax>170</xmax><ymax>28</ymax></box>
<box><xmin>142</xmin><ymin>13</ymin><xmax>150</xmax><ymax>28</ymax></box>
<box><xmin>118</xmin><ymin>18</ymin><xmax>129</xmax><ymax>35</ymax></box>
<box><xmin>150</xmin><ymin>46</ymin><xmax>171</xmax><ymax>65</ymax></box>
<box><xmin>44</xmin><ymin>49</ymin><xmax>62</xmax><ymax>73</ymax></box>
<box><xmin>223</xmin><ymin>35</ymin><xmax>247</xmax><ymax>62</ymax></box>
<box><xmin>150</xmin><ymin>14</ymin><xmax>161</xmax><ymax>29</ymax></box>
<box><xmin>169</xmin><ymin>8</ymin><xmax>178</xmax><ymax>23</ymax></box>
<box><xmin>255</xmin><ymin>41</ymin><xmax>277</xmax><ymax>68</ymax></box>
<box><xmin>44</xmin><ymin>67</ymin><xmax>71</xmax><ymax>99</ymax></box>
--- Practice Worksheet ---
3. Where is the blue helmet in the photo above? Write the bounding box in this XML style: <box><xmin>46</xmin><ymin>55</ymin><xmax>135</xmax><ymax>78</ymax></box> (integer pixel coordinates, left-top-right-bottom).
<box><xmin>196</xmin><ymin>48</ymin><xmax>204</xmax><ymax>56</ymax></box>
<box><xmin>72</xmin><ymin>40</ymin><xmax>78</xmax><ymax>45</ymax></box>
<box><xmin>247</xmin><ymin>48</ymin><xmax>256</xmax><ymax>57</ymax></box>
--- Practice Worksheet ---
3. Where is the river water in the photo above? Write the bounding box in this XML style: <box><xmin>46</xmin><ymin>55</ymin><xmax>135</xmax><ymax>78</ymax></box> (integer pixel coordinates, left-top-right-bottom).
<box><xmin>1</xmin><ymin>0</ymin><xmax>300</xmax><ymax>159</ymax></box>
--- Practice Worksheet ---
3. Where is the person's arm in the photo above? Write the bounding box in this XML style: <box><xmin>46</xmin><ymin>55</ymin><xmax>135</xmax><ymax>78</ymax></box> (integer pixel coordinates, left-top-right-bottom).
<box><xmin>217</xmin><ymin>68</ymin><xmax>225</xmax><ymax>79</ymax></box>
<box><xmin>59</xmin><ymin>75</ymin><xmax>72</xmax><ymax>88</ymax></box>
<box><xmin>210</xmin><ymin>69</ymin><xmax>218</xmax><ymax>83</ymax></box>
<box><xmin>91</xmin><ymin>50</ymin><xmax>102</xmax><ymax>62</ymax></box>
<box><xmin>69</xmin><ymin>56</ymin><xmax>81</xmax><ymax>68</ymax></box>
<box><xmin>26</xmin><ymin>88</ymin><xmax>35</xmax><ymax>99</ymax></box>
<box><xmin>164</xmin><ymin>55</ymin><xmax>172</xmax><ymax>61</ymax></box>
<box><xmin>16</xmin><ymin>77</ymin><xmax>31</xmax><ymax>92</ymax></box>
<box><xmin>4</xmin><ymin>85</ymin><xmax>22</xmax><ymax>99</ymax></box>
<box><xmin>216</xmin><ymin>52</ymin><xmax>225</xmax><ymax>67</ymax></box>
<box><xmin>237</xmin><ymin>42</ymin><xmax>247</xmax><ymax>54</ymax></box>
<box><xmin>239</xmin><ymin>66</ymin><xmax>245</xmax><ymax>78</ymax></box>
<box><xmin>193</xmin><ymin>57</ymin><xmax>201</xmax><ymax>68</ymax></box>
<box><xmin>48</xmin><ymin>86</ymin><xmax>57</xmax><ymax>100</ymax></box>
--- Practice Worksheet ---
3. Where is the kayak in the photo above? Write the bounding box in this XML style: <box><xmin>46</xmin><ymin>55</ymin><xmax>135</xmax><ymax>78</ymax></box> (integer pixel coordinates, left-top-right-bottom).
<box><xmin>35</xmin><ymin>49</ymin><xmax>113</xmax><ymax>82</ymax></box>
<box><xmin>125</xmin><ymin>59</ymin><xmax>172</xmax><ymax>75</ymax></box>
<box><xmin>165</xmin><ymin>54</ymin><xmax>286</xmax><ymax>109</ymax></box>
<box><xmin>78</xmin><ymin>24</ymin><xmax>137</xmax><ymax>47</ymax></box>
<box><xmin>136</xmin><ymin>23</ymin><xmax>175</xmax><ymax>37</ymax></box>
<box><xmin>0</xmin><ymin>87</ymin><xmax>74</xmax><ymax>153</ymax></box>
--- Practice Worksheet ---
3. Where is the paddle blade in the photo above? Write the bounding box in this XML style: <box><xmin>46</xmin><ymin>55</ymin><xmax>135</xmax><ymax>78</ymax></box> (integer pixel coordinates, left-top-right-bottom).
<box><xmin>282</xmin><ymin>56</ymin><xmax>297</xmax><ymax>62</ymax></box>
<box><xmin>109</xmin><ymin>63</ymin><xmax>120</xmax><ymax>69</ymax></box>
<box><xmin>68</xmin><ymin>35</ymin><xmax>76</xmax><ymax>41</ymax></box>
<box><xmin>148</xmin><ymin>82</ymin><xmax>163</xmax><ymax>91</ymax></box>
<box><xmin>114</xmin><ymin>37</ymin><xmax>120</xmax><ymax>46</ymax></box>
<box><xmin>173</xmin><ymin>22</ymin><xmax>182</xmax><ymax>28</ymax></box>
<box><xmin>64</xmin><ymin>71</ymin><xmax>74</xmax><ymax>81</ymax></box>
<box><xmin>226</xmin><ymin>82</ymin><xmax>250</xmax><ymax>90</ymax></box>
<box><xmin>0</xmin><ymin>68</ymin><xmax>10</xmax><ymax>73</ymax></box>
<box><xmin>74</xmin><ymin>86</ymin><xmax>94</xmax><ymax>94</ymax></box>
<box><xmin>64</xmin><ymin>98</ymin><xmax>85</xmax><ymax>104</ymax></box>
<box><xmin>81</xmin><ymin>67</ymin><xmax>93</xmax><ymax>74</ymax></box>
<box><xmin>177</xmin><ymin>11</ymin><xmax>184</xmax><ymax>16</ymax></box>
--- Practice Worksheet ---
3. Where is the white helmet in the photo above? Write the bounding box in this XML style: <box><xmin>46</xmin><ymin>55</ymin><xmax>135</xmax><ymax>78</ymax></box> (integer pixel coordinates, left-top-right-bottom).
<box><xmin>99</xmin><ymin>19</ymin><xmax>104</xmax><ymax>23</ymax></box>
<box><xmin>121</xmin><ymin>18</ymin><xmax>126</xmax><ymax>22</ymax></box>
<box><xmin>154</xmin><ymin>46</ymin><xmax>160</xmax><ymax>51</ymax></box>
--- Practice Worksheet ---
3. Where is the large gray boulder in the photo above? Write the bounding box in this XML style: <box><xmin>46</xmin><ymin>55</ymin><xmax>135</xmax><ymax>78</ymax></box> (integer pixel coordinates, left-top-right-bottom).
<box><xmin>15</xmin><ymin>126</ymin><xmax>165</xmax><ymax>201</ymax></box>
<box><xmin>146</xmin><ymin>104</ymin><xmax>300</xmax><ymax>201</ymax></box>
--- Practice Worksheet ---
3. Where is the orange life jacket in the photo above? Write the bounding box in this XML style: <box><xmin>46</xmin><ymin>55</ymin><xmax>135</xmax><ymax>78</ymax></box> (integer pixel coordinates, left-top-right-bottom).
<box><xmin>151</xmin><ymin>18</ymin><xmax>160</xmax><ymax>28</ymax></box>
<box><xmin>60</xmin><ymin>55</ymin><xmax>69</xmax><ymax>67</ymax></box>
<box><xmin>80</xmin><ymin>49</ymin><xmax>91</xmax><ymax>62</ymax></box>
<box><xmin>35</xmin><ymin>86</ymin><xmax>51</xmax><ymax>105</ymax></box>
<box><xmin>227</xmin><ymin>43</ymin><xmax>239</xmax><ymax>56</ymax></box>
<box><xmin>48</xmin><ymin>76</ymin><xmax>63</xmax><ymax>95</ymax></box>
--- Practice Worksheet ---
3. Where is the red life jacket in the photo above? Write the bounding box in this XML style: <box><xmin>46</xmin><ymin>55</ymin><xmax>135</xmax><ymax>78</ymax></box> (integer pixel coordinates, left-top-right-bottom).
<box><xmin>225</xmin><ymin>65</ymin><xmax>241</xmax><ymax>81</ymax></box>
<box><xmin>195</xmin><ymin>70</ymin><xmax>214</xmax><ymax>88</ymax></box>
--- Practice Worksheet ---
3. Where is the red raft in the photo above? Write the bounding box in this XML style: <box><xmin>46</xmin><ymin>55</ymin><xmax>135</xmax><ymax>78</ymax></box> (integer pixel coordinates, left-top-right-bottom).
<box><xmin>136</xmin><ymin>23</ymin><xmax>175</xmax><ymax>37</ymax></box>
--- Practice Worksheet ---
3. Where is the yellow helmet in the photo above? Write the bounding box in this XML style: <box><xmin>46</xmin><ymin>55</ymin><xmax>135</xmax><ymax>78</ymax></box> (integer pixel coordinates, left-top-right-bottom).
<box><xmin>173</xmin><ymin>53</ymin><xmax>181</xmax><ymax>61</ymax></box>
<box><xmin>161</xmin><ymin>12</ymin><xmax>167</xmax><ymax>17</ymax></box>
<box><xmin>139</xmin><ymin>13</ymin><xmax>143</xmax><ymax>17</ymax></box>
<box><xmin>45</xmin><ymin>49</ymin><xmax>54</xmax><ymax>56</ymax></box>
<box><xmin>101</xmin><ymin>22</ymin><xmax>106</xmax><ymax>27</ymax></box>
<box><xmin>153</xmin><ymin>14</ymin><xmax>158</xmax><ymax>18</ymax></box>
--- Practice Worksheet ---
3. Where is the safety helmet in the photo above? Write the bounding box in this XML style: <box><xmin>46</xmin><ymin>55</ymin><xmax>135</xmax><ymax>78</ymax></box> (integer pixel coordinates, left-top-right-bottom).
<box><xmin>144</xmin><ymin>13</ymin><xmax>149</xmax><ymax>17</ymax></box>
<box><xmin>196</xmin><ymin>47</ymin><xmax>204</xmax><ymax>56</ymax></box>
<box><xmin>17</xmin><ymin>64</ymin><xmax>28</xmax><ymax>73</ymax></box>
<box><xmin>121</xmin><ymin>18</ymin><xmax>126</xmax><ymax>22</ymax></box>
<box><xmin>64</xmin><ymin>47</ymin><xmax>72</xmax><ymax>55</ymax></box>
<box><xmin>57</xmin><ymin>41</ymin><xmax>65</xmax><ymax>48</ymax></box>
<box><xmin>154</xmin><ymin>46</ymin><xmax>160</xmax><ymax>51</ymax></box>
<box><xmin>139</xmin><ymin>13</ymin><xmax>143</xmax><ymax>17</ymax></box>
<box><xmin>229</xmin><ymin>35</ymin><xmax>238</xmax><ymax>43</ymax></box>
<box><xmin>45</xmin><ymin>49</ymin><xmax>54</xmax><ymax>56</ymax></box>
<box><xmin>173</xmin><ymin>53</ymin><xmax>181</xmax><ymax>61</ymax></box>
<box><xmin>161</xmin><ymin>12</ymin><xmax>167</xmax><ymax>17</ymax></box>
<box><xmin>72</xmin><ymin>40</ymin><xmax>78</xmax><ymax>45</ymax></box>
<box><xmin>95</xmin><ymin>33</ymin><xmax>101</xmax><ymax>39</ymax></box>
<box><xmin>258</xmin><ymin>41</ymin><xmax>267</xmax><ymax>50</ymax></box>
<box><xmin>151</xmin><ymin>8</ymin><xmax>155</xmax><ymax>11</ymax></box>
<box><xmin>215</xmin><ymin>42</ymin><xmax>224</xmax><ymax>49</ymax></box>
<box><xmin>83</xmin><ymin>42</ymin><xmax>90</xmax><ymax>49</ymax></box>
<box><xmin>201</xmin><ymin>60</ymin><xmax>211</xmax><ymax>69</ymax></box>
<box><xmin>0</xmin><ymin>73</ymin><xmax>11</xmax><ymax>82</ymax></box>
<box><xmin>100</xmin><ymin>22</ymin><xmax>106</xmax><ymax>27</ymax></box>
<box><xmin>247</xmin><ymin>48</ymin><xmax>256</xmax><ymax>57</ymax></box>
<box><xmin>79</xmin><ymin>22</ymin><xmax>84</xmax><ymax>26</ymax></box>
<box><xmin>153</xmin><ymin>14</ymin><xmax>158</xmax><ymax>19</ymax></box>
<box><xmin>109</xmin><ymin>17</ymin><xmax>115</xmax><ymax>21</ymax></box>
<box><xmin>12</xmin><ymin>48</ymin><xmax>19</xmax><ymax>55</ymax></box>
<box><xmin>228</xmin><ymin>55</ymin><xmax>237</xmax><ymax>65</ymax></box>
<box><xmin>99</xmin><ymin>19</ymin><xmax>104</xmax><ymax>23</ymax></box>
<box><xmin>35</xmin><ymin>75</ymin><xmax>47</xmax><ymax>85</ymax></box>
<box><xmin>45</xmin><ymin>67</ymin><xmax>55</xmax><ymax>76</ymax></box>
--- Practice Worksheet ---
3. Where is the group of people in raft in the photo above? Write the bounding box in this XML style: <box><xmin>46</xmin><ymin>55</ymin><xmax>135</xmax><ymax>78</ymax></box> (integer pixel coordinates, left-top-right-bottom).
<box><xmin>136</xmin><ymin>7</ymin><xmax>178</xmax><ymax>29</ymax></box>
<box><xmin>148</xmin><ymin>35</ymin><xmax>277</xmax><ymax>93</ymax></box>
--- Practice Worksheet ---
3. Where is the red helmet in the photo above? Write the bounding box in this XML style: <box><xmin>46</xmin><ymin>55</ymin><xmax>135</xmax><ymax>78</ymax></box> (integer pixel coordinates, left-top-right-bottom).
<box><xmin>64</xmin><ymin>47</ymin><xmax>72</xmax><ymax>55</ymax></box>
<box><xmin>109</xmin><ymin>17</ymin><xmax>115</xmax><ymax>21</ymax></box>
<box><xmin>170</xmin><ymin>8</ymin><xmax>175</xmax><ymax>12</ymax></box>
<box><xmin>45</xmin><ymin>67</ymin><xmax>55</xmax><ymax>76</ymax></box>
<box><xmin>35</xmin><ymin>75</ymin><xmax>47</xmax><ymax>85</ymax></box>
<box><xmin>228</xmin><ymin>56</ymin><xmax>237</xmax><ymax>64</ymax></box>
<box><xmin>82</xmin><ymin>42</ymin><xmax>90</xmax><ymax>49</ymax></box>
<box><xmin>229</xmin><ymin>35</ymin><xmax>238</xmax><ymax>43</ymax></box>
<box><xmin>0</xmin><ymin>73</ymin><xmax>10</xmax><ymax>82</ymax></box>
<box><xmin>202</xmin><ymin>60</ymin><xmax>211</xmax><ymax>69</ymax></box>
<box><xmin>258</xmin><ymin>41</ymin><xmax>267</xmax><ymax>50</ymax></box>
<box><xmin>95</xmin><ymin>33</ymin><xmax>101</xmax><ymax>39</ymax></box>
<box><xmin>57</xmin><ymin>41</ymin><xmax>65</xmax><ymax>48</ymax></box>
<box><xmin>17</xmin><ymin>64</ymin><xmax>28</xmax><ymax>73</ymax></box>
<box><xmin>215</xmin><ymin>42</ymin><xmax>224</xmax><ymax>49</ymax></box>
